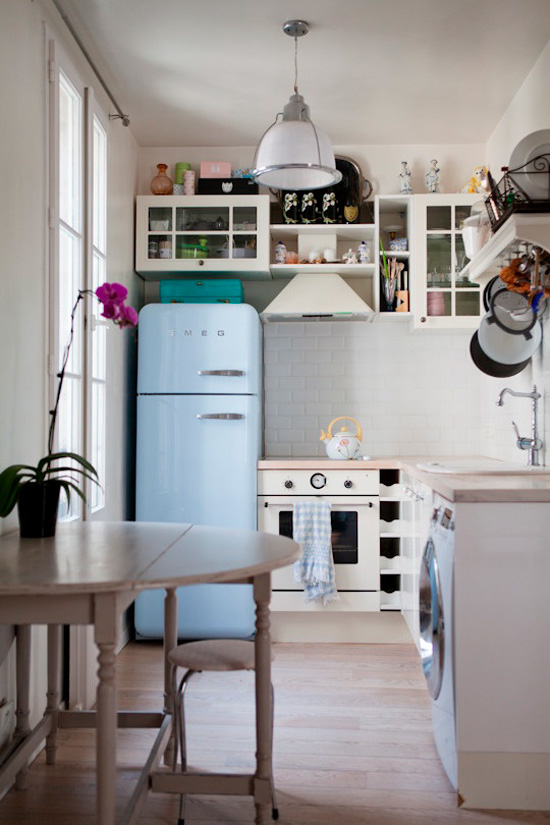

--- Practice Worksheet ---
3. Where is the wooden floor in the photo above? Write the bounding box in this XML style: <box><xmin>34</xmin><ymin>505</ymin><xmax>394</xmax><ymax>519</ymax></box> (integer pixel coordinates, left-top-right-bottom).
<box><xmin>1</xmin><ymin>641</ymin><xmax>549</xmax><ymax>825</ymax></box>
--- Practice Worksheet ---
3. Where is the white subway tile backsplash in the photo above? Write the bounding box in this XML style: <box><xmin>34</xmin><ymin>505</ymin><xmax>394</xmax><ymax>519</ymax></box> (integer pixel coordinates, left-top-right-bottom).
<box><xmin>278</xmin><ymin>377</ymin><xmax>307</xmax><ymax>390</ymax></box>
<box><xmin>278</xmin><ymin>429</ymin><xmax>305</xmax><ymax>443</ymax></box>
<box><xmin>263</xmin><ymin>322</ymin><xmax>487</xmax><ymax>458</ymax></box>
<box><xmin>319</xmin><ymin>336</ymin><xmax>345</xmax><ymax>350</ymax></box>
<box><xmin>264</xmin><ymin>363</ymin><xmax>292</xmax><ymax>377</ymax></box>
<box><xmin>305</xmin><ymin>349</ymin><xmax>331</xmax><ymax>363</ymax></box>
<box><xmin>264</xmin><ymin>416</ymin><xmax>292</xmax><ymax>430</ymax></box>
<box><xmin>293</xmin><ymin>364</ymin><xmax>320</xmax><ymax>378</ymax></box>
<box><xmin>277</xmin><ymin>402</ymin><xmax>306</xmax><ymax>417</ymax></box>
<box><xmin>292</xmin><ymin>443</ymin><xmax>321</xmax><ymax>457</ymax></box>
<box><xmin>265</xmin><ymin>389</ymin><xmax>292</xmax><ymax>404</ymax></box>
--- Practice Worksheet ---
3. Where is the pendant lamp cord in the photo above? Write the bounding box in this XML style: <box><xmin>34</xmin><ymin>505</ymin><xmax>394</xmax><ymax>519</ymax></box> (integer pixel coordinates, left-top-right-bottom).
<box><xmin>294</xmin><ymin>36</ymin><xmax>299</xmax><ymax>95</ymax></box>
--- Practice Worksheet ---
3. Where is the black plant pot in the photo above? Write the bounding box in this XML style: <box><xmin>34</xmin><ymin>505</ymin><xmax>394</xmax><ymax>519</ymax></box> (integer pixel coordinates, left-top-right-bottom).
<box><xmin>17</xmin><ymin>481</ymin><xmax>61</xmax><ymax>538</ymax></box>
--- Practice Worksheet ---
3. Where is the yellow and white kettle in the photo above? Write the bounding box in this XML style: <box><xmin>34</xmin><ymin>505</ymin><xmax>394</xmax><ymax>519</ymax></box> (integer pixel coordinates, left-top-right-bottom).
<box><xmin>320</xmin><ymin>417</ymin><xmax>363</xmax><ymax>460</ymax></box>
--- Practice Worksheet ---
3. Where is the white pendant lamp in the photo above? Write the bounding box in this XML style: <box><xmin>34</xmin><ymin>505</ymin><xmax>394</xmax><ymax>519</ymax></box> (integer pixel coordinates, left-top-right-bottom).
<box><xmin>251</xmin><ymin>20</ymin><xmax>342</xmax><ymax>191</ymax></box>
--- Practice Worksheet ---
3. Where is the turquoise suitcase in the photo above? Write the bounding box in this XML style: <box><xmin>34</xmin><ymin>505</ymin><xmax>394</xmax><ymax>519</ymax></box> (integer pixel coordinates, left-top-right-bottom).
<box><xmin>159</xmin><ymin>279</ymin><xmax>244</xmax><ymax>304</ymax></box>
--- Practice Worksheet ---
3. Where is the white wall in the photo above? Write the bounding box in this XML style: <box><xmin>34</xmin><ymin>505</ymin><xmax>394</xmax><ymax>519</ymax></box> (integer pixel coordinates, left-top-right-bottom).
<box><xmin>138</xmin><ymin>143</ymin><xmax>486</xmax><ymax>197</ymax></box>
<box><xmin>0</xmin><ymin>0</ymin><xmax>140</xmax><ymax>733</ymax></box>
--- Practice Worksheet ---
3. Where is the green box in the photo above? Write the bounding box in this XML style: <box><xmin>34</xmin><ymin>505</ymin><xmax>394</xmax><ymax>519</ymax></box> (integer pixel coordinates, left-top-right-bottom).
<box><xmin>159</xmin><ymin>279</ymin><xmax>244</xmax><ymax>304</ymax></box>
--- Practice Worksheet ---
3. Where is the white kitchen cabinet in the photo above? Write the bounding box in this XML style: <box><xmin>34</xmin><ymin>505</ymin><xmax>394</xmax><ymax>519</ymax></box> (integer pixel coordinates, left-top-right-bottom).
<box><xmin>398</xmin><ymin>471</ymin><xmax>432</xmax><ymax>650</ymax></box>
<box><xmin>135</xmin><ymin>195</ymin><xmax>271</xmax><ymax>279</ymax></box>
<box><xmin>412</xmin><ymin>194</ymin><xmax>482</xmax><ymax>329</ymax></box>
<box><xmin>269</xmin><ymin>222</ymin><xmax>376</xmax><ymax>279</ymax></box>
<box><xmin>375</xmin><ymin>195</ymin><xmax>413</xmax><ymax>316</ymax></box>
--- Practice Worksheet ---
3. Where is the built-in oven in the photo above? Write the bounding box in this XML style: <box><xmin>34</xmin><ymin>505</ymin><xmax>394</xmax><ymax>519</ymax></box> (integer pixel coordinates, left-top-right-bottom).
<box><xmin>257</xmin><ymin>468</ymin><xmax>379</xmax><ymax>592</ymax></box>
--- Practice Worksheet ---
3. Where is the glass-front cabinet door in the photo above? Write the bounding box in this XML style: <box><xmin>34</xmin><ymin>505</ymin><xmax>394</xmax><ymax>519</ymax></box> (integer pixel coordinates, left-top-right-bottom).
<box><xmin>135</xmin><ymin>195</ymin><xmax>270</xmax><ymax>278</ymax></box>
<box><xmin>413</xmin><ymin>194</ymin><xmax>482</xmax><ymax>329</ymax></box>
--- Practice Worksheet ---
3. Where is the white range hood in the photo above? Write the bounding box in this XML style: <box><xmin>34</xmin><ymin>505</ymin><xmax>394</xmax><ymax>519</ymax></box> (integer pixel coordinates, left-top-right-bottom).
<box><xmin>260</xmin><ymin>272</ymin><xmax>374</xmax><ymax>322</ymax></box>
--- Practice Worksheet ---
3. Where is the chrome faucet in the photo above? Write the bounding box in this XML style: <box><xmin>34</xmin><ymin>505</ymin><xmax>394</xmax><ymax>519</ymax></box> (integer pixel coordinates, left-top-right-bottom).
<box><xmin>496</xmin><ymin>385</ymin><xmax>543</xmax><ymax>466</ymax></box>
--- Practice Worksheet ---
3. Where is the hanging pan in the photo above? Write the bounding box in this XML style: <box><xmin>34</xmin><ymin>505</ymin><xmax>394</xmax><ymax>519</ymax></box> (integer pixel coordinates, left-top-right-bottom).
<box><xmin>469</xmin><ymin>332</ymin><xmax>531</xmax><ymax>378</ymax></box>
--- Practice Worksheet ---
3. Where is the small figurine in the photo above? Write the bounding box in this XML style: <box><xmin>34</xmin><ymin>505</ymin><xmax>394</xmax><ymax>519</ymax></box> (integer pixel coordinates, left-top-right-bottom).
<box><xmin>275</xmin><ymin>241</ymin><xmax>287</xmax><ymax>264</ymax></box>
<box><xmin>426</xmin><ymin>159</ymin><xmax>440</xmax><ymax>193</ymax></box>
<box><xmin>342</xmin><ymin>248</ymin><xmax>358</xmax><ymax>264</ymax></box>
<box><xmin>461</xmin><ymin>165</ymin><xmax>489</xmax><ymax>194</ymax></box>
<box><xmin>283</xmin><ymin>192</ymin><xmax>299</xmax><ymax>224</ymax></box>
<box><xmin>301</xmin><ymin>191</ymin><xmax>318</xmax><ymax>224</ymax></box>
<box><xmin>357</xmin><ymin>240</ymin><xmax>371</xmax><ymax>263</ymax></box>
<box><xmin>399</xmin><ymin>161</ymin><xmax>412</xmax><ymax>194</ymax></box>
<box><xmin>322</xmin><ymin>191</ymin><xmax>338</xmax><ymax>224</ymax></box>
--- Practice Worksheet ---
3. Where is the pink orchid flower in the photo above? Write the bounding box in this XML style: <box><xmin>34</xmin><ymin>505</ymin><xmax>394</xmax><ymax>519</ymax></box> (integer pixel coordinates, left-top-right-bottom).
<box><xmin>95</xmin><ymin>282</ymin><xmax>138</xmax><ymax>328</ymax></box>
<box><xmin>96</xmin><ymin>282</ymin><xmax>128</xmax><ymax>305</ymax></box>
<box><xmin>118</xmin><ymin>303</ymin><xmax>139</xmax><ymax>328</ymax></box>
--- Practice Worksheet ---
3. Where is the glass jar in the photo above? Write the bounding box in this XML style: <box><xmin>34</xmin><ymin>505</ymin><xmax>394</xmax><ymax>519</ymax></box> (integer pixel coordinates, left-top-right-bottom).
<box><xmin>150</xmin><ymin>163</ymin><xmax>173</xmax><ymax>195</ymax></box>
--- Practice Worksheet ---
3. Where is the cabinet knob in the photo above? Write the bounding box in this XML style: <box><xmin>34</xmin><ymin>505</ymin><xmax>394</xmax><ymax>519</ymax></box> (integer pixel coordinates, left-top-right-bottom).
<box><xmin>420</xmin><ymin>316</ymin><xmax>426</xmax><ymax>323</ymax></box>
<box><xmin>284</xmin><ymin>480</ymin><xmax>293</xmax><ymax>489</ymax></box>
<box><xmin>198</xmin><ymin>259</ymin><xmax>205</xmax><ymax>266</ymax></box>
<box><xmin>344</xmin><ymin>480</ymin><xmax>353</xmax><ymax>489</ymax></box>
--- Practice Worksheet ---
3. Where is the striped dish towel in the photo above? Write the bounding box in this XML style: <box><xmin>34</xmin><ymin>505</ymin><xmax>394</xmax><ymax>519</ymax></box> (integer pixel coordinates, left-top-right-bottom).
<box><xmin>293</xmin><ymin>501</ymin><xmax>338</xmax><ymax>605</ymax></box>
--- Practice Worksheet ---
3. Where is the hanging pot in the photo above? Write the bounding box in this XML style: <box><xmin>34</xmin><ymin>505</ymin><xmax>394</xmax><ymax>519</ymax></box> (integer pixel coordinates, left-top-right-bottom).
<box><xmin>477</xmin><ymin>308</ymin><xmax>541</xmax><ymax>365</ymax></box>
<box><xmin>469</xmin><ymin>332</ymin><xmax>530</xmax><ymax>378</ymax></box>
<box><xmin>17</xmin><ymin>481</ymin><xmax>61</xmax><ymax>538</ymax></box>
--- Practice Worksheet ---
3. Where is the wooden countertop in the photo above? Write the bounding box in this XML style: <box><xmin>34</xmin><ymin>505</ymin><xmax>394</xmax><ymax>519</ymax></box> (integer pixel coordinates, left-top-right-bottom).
<box><xmin>258</xmin><ymin>456</ymin><xmax>550</xmax><ymax>503</ymax></box>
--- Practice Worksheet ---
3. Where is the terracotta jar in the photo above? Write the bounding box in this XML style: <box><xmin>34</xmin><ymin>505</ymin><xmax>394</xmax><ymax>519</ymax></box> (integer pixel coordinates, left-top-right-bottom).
<box><xmin>150</xmin><ymin>163</ymin><xmax>173</xmax><ymax>195</ymax></box>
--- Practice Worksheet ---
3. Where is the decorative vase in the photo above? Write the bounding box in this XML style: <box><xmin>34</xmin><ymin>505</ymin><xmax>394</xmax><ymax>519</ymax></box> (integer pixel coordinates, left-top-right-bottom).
<box><xmin>17</xmin><ymin>481</ymin><xmax>61</xmax><ymax>538</ymax></box>
<box><xmin>150</xmin><ymin>163</ymin><xmax>173</xmax><ymax>195</ymax></box>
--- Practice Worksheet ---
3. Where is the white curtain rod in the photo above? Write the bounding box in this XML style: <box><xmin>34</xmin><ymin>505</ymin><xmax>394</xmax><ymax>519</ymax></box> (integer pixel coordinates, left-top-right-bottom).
<box><xmin>52</xmin><ymin>0</ymin><xmax>130</xmax><ymax>127</ymax></box>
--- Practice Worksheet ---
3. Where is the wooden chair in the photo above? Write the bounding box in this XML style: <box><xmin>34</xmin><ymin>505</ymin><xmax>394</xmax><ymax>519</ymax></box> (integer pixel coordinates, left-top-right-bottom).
<box><xmin>168</xmin><ymin>639</ymin><xmax>278</xmax><ymax>824</ymax></box>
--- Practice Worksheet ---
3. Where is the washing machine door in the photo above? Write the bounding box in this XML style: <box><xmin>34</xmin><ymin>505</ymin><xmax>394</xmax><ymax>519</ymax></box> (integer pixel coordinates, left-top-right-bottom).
<box><xmin>419</xmin><ymin>537</ymin><xmax>445</xmax><ymax>699</ymax></box>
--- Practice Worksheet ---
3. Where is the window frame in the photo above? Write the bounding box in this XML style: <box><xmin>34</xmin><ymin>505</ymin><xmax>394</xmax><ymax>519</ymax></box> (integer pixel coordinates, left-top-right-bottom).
<box><xmin>47</xmin><ymin>37</ymin><xmax>109</xmax><ymax>521</ymax></box>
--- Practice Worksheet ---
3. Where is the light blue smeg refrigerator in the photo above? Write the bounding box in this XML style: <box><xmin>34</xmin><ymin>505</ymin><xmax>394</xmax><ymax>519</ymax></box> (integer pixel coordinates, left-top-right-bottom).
<box><xmin>135</xmin><ymin>302</ymin><xmax>262</xmax><ymax>639</ymax></box>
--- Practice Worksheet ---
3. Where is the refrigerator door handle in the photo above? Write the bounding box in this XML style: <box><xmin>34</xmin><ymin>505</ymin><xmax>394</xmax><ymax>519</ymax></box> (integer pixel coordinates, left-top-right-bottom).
<box><xmin>197</xmin><ymin>370</ymin><xmax>245</xmax><ymax>376</ymax></box>
<box><xmin>196</xmin><ymin>413</ymin><xmax>245</xmax><ymax>420</ymax></box>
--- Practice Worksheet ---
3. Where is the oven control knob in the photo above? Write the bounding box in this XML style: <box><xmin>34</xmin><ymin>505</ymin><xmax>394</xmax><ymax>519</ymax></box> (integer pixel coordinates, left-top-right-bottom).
<box><xmin>344</xmin><ymin>480</ymin><xmax>353</xmax><ymax>489</ymax></box>
<box><xmin>310</xmin><ymin>472</ymin><xmax>327</xmax><ymax>490</ymax></box>
<box><xmin>284</xmin><ymin>480</ymin><xmax>293</xmax><ymax>489</ymax></box>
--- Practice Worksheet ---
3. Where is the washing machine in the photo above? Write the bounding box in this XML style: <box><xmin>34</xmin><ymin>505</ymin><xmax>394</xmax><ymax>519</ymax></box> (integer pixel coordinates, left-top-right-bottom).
<box><xmin>419</xmin><ymin>492</ymin><xmax>457</xmax><ymax>789</ymax></box>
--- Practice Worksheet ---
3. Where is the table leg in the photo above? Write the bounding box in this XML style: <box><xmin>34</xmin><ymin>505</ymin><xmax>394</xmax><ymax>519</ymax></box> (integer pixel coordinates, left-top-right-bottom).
<box><xmin>94</xmin><ymin>594</ymin><xmax>119</xmax><ymax>825</ymax></box>
<box><xmin>163</xmin><ymin>587</ymin><xmax>177</xmax><ymax>766</ymax></box>
<box><xmin>253</xmin><ymin>573</ymin><xmax>272</xmax><ymax>825</ymax></box>
<box><xmin>14</xmin><ymin>625</ymin><xmax>31</xmax><ymax>790</ymax></box>
<box><xmin>46</xmin><ymin>624</ymin><xmax>62</xmax><ymax>764</ymax></box>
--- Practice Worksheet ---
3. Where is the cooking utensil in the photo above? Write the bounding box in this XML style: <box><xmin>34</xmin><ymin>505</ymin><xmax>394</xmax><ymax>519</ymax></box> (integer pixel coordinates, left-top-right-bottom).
<box><xmin>477</xmin><ymin>309</ymin><xmax>541</xmax><ymax>365</ymax></box>
<box><xmin>489</xmin><ymin>287</ymin><xmax>537</xmax><ymax>335</ymax></box>
<box><xmin>469</xmin><ymin>332</ymin><xmax>530</xmax><ymax>378</ymax></box>
<box><xmin>483</xmin><ymin>275</ymin><xmax>506</xmax><ymax>312</ymax></box>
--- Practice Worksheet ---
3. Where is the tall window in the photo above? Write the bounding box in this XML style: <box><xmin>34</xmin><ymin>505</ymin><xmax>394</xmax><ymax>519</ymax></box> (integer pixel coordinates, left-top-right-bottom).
<box><xmin>50</xmin><ymin>42</ymin><xmax>108</xmax><ymax>518</ymax></box>
<box><xmin>90</xmin><ymin>116</ymin><xmax>108</xmax><ymax>511</ymax></box>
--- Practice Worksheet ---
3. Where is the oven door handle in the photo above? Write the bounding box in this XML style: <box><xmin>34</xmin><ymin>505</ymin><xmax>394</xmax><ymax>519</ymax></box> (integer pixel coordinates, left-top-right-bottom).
<box><xmin>262</xmin><ymin>500</ymin><xmax>375</xmax><ymax>506</ymax></box>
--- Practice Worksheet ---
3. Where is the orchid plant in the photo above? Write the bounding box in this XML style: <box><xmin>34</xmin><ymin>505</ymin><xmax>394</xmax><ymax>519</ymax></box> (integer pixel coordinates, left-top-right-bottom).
<box><xmin>0</xmin><ymin>283</ymin><xmax>138</xmax><ymax>519</ymax></box>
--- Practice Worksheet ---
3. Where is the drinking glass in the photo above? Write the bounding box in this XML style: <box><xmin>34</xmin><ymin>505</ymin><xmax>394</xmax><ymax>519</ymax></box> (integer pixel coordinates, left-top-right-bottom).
<box><xmin>382</xmin><ymin>277</ymin><xmax>396</xmax><ymax>311</ymax></box>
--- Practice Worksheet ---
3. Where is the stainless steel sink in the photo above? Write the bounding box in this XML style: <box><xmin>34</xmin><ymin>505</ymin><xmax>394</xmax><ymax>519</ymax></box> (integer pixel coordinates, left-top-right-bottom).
<box><xmin>416</xmin><ymin>459</ymin><xmax>548</xmax><ymax>475</ymax></box>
